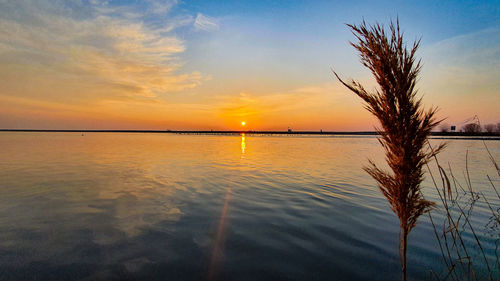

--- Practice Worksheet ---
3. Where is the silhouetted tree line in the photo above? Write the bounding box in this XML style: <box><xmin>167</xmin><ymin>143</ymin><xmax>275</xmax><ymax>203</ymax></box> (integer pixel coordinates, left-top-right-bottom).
<box><xmin>439</xmin><ymin>122</ymin><xmax>500</xmax><ymax>133</ymax></box>
<box><xmin>462</xmin><ymin>122</ymin><xmax>500</xmax><ymax>133</ymax></box>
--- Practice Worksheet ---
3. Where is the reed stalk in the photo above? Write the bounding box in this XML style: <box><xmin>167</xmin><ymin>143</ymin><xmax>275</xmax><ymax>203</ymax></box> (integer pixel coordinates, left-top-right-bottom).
<box><xmin>333</xmin><ymin>20</ymin><xmax>444</xmax><ymax>281</ymax></box>
<box><xmin>427</xmin><ymin>141</ymin><xmax>499</xmax><ymax>280</ymax></box>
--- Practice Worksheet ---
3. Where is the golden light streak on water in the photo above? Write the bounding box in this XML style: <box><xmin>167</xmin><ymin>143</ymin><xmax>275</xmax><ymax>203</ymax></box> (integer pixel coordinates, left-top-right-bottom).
<box><xmin>241</xmin><ymin>133</ymin><xmax>246</xmax><ymax>156</ymax></box>
<box><xmin>207</xmin><ymin>187</ymin><xmax>232</xmax><ymax>281</ymax></box>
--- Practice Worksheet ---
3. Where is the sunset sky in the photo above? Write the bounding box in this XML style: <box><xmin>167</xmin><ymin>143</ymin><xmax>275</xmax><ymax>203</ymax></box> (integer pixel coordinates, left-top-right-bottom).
<box><xmin>0</xmin><ymin>0</ymin><xmax>498</xmax><ymax>131</ymax></box>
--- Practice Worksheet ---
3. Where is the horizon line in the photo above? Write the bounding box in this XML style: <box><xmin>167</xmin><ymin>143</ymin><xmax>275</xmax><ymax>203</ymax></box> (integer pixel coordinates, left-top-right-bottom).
<box><xmin>1</xmin><ymin>129</ymin><xmax>500</xmax><ymax>138</ymax></box>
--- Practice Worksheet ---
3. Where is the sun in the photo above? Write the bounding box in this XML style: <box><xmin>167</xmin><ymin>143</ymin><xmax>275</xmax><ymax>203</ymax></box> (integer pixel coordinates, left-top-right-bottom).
<box><xmin>241</xmin><ymin>121</ymin><xmax>246</xmax><ymax>126</ymax></box>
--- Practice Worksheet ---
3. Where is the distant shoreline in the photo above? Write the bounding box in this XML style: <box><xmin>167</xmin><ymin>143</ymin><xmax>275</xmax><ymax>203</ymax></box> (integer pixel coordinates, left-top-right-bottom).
<box><xmin>1</xmin><ymin>129</ymin><xmax>499</xmax><ymax>140</ymax></box>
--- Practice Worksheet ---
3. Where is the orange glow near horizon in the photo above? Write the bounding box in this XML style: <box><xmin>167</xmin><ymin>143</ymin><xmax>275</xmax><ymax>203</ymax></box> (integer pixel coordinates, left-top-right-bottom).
<box><xmin>1</xmin><ymin>1</ymin><xmax>498</xmax><ymax>131</ymax></box>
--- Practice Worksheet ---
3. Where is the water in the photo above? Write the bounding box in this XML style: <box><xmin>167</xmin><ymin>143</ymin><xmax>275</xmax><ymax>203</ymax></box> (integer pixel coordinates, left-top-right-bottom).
<box><xmin>0</xmin><ymin>132</ymin><xmax>498</xmax><ymax>280</ymax></box>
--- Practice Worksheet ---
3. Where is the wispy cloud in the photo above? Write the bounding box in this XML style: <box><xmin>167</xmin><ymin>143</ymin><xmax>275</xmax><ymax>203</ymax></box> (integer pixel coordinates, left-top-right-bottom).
<box><xmin>213</xmin><ymin>83</ymin><xmax>374</xmax><ymax>130</ymax></box>
<box><xmin>194</xmin><ymin>13</ymin><xmax>220</xmax><ymax>32</ymax></box>
<box><xmin>215</xmin><ymin>83</ymin><xmax>350</xmax><ymax>117</ymax></box>
<box><xmin>0</xmin><ymin>0</ymin><xmax>205</xmax><ymax>105</ymax></box>
<box><xmin>148</xmin><ymin>0</ymin><xmax>178</xmax><ymax>15</ymax></box>
<box><xmin>420</xmin><ymin>28</ymin><xmax>500</xmax><ymax>124</ymax></box>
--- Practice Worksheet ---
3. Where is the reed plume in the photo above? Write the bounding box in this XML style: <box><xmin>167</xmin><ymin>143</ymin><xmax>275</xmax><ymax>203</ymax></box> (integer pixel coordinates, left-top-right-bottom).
<box><xmin>333</xmin><ymin>20</ymin><xmax>444</xmax><ymax>281</ymax></box>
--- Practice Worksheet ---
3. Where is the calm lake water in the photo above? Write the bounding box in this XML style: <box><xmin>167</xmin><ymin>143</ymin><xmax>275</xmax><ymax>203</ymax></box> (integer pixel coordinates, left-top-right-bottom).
<box><xmin>0</xmin><ymin>132</ymin><xmax>499</xmax><ymax>281</ymax></box>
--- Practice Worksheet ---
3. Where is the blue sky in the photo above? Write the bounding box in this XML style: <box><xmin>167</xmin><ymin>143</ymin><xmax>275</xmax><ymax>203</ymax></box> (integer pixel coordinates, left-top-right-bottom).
<box><xmin>0</xmin><ymin>0</ymin><xmax>498</xmax><ymax>130</ymax></box>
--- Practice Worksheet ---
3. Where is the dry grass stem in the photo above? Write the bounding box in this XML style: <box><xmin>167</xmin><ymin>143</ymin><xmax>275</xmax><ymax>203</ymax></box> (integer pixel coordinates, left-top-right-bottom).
<box><xmin>427</xmin><ymin>141</ymin><xmax>499</xmax><ymax>280</ymax></box>
<box><xmin>333</xmin><ymin>19</ymin><xmax>443</xmax><ymax>281</ymax></box>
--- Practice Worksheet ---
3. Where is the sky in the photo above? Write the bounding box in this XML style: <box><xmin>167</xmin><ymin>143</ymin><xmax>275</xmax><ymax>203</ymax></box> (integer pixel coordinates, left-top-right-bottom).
<box><xmin>0</xmin><ymin>0</ymin><xmax>498</xmax><ymax>131</ymax></box>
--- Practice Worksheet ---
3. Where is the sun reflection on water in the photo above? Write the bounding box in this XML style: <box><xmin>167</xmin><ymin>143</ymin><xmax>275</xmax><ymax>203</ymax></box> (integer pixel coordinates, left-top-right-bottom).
<box><xmin>240</xmin><ymin>133</ymin><xmax>246</xmax><ymax>156</ymax></box>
